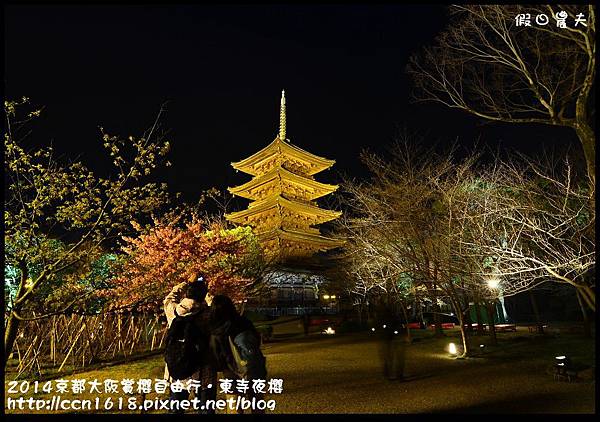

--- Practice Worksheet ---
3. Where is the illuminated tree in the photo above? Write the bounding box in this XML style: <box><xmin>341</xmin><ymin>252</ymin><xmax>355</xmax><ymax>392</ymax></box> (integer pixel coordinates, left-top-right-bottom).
<box><xmin>99</xmin><ymin>216</ymin><xmax>265</xmax><ymax>312</ymax></box>
<box><xmin>408</xmin><ymin>5</ymin><xmax>596</xmax><ymax>184</ymax></box>
<box><xmin>339</xmin><ymin>139</ymin><xmax>487</xmax><ymax>356</ymax></box>
<box><xmin>4</xmin><ymin>97</ymin><xmax>171</xmax><ymax>363</ymax></box>
<box><xmin>460</xmin><ymin>155</ymin><xmax>595</xmax><ymax>312</ymax></box>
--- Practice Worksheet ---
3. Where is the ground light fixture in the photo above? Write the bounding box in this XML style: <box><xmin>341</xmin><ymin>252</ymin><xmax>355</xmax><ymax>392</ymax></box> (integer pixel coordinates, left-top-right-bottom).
<box><xmin>448</xmin><ymin>342</ymin><xmax>458</xmax><ymax>356</ymax></box>
<box><xmin>554</xmin><ymin>355</ymin><xmax>572</xmax><ymax>381</ymax></box>
<box><xmin>323</xmin><ymin>326</ymin><xmax>335</xmax><ymax>335</ymax></box>
<box><xmin>555</xmin><ymin>355</ymin><xmax>568</xmax><ymax>366</ymax></box>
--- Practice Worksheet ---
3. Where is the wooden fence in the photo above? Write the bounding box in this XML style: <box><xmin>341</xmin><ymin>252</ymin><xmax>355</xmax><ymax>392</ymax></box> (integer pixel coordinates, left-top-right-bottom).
<box><xmin>7</xmin><ymin>313</ymin><xmax>168</xmax><ymax>379</ymax></box>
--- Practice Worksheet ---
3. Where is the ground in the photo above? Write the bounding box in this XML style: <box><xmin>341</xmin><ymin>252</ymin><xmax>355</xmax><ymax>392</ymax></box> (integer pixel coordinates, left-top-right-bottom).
<box><xmin>4</xmin><ymin>325</ymin><xmax>595</xmax><ymax>414</ymax></box>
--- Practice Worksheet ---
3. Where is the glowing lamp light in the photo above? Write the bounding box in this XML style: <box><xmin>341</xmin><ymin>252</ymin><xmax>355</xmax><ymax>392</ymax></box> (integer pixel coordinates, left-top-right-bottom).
<box><xmin>330</xmin><ymin>295</ymin><xmax>336</xmax><ymax>299</ymax></box>
<box><xmin>371</xmin><ymin>328</ymin><xmax>376</xmax><ymax>332</ymax></box>
<box><xmin>448</xmin><ymin>342</ymin><xmax>458</xmax><ymax>355</ymax></box>
<box><xmin>486</xmin><ymin>278</ymin><xmax>501</xmax><ymax>289</ymax></box>
<box><xmin>323</xmin><ymin>295</ymin><xmax>330</xmax><ymax>300</ymax></box>
<box><xmin>555</xmin><ymin>355</ymin><xmax>568</xmax><ymax>366</ymax></box>
<box><xmin>394</xmin><ymin>330</ymin><xmax>399</xmax><ymax>335</ymax></box>
<box><xmin>324</xmin><ymin>326</ymin><xmax>336</xmax><ymax>335</ymax></box>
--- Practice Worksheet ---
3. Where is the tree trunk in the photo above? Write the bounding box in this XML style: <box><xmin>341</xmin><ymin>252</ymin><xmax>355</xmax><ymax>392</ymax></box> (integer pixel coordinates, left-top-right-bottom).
<box><xmin>432</xmin><ymin>302</ymin><xmax>444</xmax><ymax>337</ymax></box>
<box><xmin>574</xmin><ymin>120</ymin><xmax>595</xmax><ymax>186</ymax></box>
<box><xmin>474</xmin><ymin>301</ymin><xmax>485</xmax><ymax>336</ymax></box>
<box><xmin>4</xmin><ymin>263</ymin><xmax>28</xmax><ymax>365</ymax></box>
<box><xmin>457</xmin><ymin>315</ymin><xmax>470</xmax><ymax>357</ymax></box>
<box><xmin>451</xmin><ymin>301</ymin><xmax>470</xmax><ymax>357</ymax></box>
<box><xmin>577</xmin><ymin>285</ymin><xmax>595</xmax><ymax>313</ymax></box>
<box><xmin>398</xmin><ymin>300</ymin><xmax>411</xmax><ymax>343</ymax></box>
<box><xmin>576</xmin><ymin>289</ymin><xmax>592</xmax><ymax>338</ymax></box>
<box><xmin>464</xmin><ymin>305</ymin><xmax>473</xmax><ymax>334</ymax></box>
<box><xmin>4</xmin><ymin>309</ymin><xmax>22</xmax><ymax>364</ymax></box>
<box><xmin>486</xmin><ymin>301</ymin><xmax>497</xmax><ymax>346</ymax></box>
<box><xmin>529</xmin><ymin>291</ymin><xmax>544</xmax><ymax>334</ymax></box>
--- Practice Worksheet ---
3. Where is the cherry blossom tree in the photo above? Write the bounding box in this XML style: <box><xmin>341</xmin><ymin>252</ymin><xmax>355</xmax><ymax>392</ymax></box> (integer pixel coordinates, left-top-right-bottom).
<box><xmin>99</xmin><ymin>215</ymin><xmax>265</xmax><ymax>312</ymax></box>
<box><xmin>4</xmin><ymin>97</ymin><xmax>171</xmax><ymax>363</ymax></box>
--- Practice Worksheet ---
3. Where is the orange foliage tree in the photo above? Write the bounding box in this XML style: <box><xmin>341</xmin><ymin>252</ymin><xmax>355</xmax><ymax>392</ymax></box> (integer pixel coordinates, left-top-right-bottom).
<box><xmin>99</xmin><ymin>217</ymin><xmax>265</xmax><ymax>312</ymax></box>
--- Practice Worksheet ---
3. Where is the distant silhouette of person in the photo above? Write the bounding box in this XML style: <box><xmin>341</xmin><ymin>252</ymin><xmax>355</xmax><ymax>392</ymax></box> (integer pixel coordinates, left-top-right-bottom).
<box><xmin>302</xmin><ymin>313</ymin><xmax>310</xmax><ymax>336</ymax></box>
<box><xmin>375</xmin><ymin>301</ymin><xmax>407</xmax><ymax>381</ymax></box>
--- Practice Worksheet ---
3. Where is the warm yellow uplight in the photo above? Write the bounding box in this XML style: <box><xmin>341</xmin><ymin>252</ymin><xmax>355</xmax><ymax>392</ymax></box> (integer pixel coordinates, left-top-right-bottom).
<box><xmin>448</xmin><ymin>342</ymin><xmax>457</xmax><ymax>355</ymax></box>
<box><xmin>486</xmin><ymin>278</ymin><xmax>500</xmax><ymax>289</ymax></box>
<box><xmin>323</xmin><ymin>295</ymin><xmax>330</xmax><ymax>300</ymax></box>
<box><xmin>330</xmin><ymin>295</ymin><xmax>336</xmax><ymax>299</ymax></box>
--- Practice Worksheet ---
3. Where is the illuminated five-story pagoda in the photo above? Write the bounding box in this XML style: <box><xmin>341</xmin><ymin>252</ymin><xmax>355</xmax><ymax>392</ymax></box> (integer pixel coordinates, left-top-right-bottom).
<box><xmin>225</xmin><ymin>90</ymin><xmax>344</xmax><ymax>262</ymax></box>
<box><xmin>225</xmin><ymin>91</ymin><xmax>344</xmax><ymax>311</ymax></box>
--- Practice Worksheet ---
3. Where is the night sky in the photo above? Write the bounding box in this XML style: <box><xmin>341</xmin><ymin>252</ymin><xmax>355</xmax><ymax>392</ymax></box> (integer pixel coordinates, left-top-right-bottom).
<box><xmin>5</xmin><ymin>4</ymin><xmax>580</xmax><ymax>205</ymax></box>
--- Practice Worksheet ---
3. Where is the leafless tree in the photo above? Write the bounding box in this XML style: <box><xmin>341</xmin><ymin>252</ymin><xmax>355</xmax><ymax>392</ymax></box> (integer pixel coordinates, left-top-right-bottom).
<box><xmin>408</xmin><ymin>5</ymin><xmax>596</xmax><ymax>184</ymax></box>
<box><xmin>460</xmin><ymin>154</ymin><xmax>595</xmax><ymax>312</ymax></box>
<box><xmin>338</xmin><ymin>139</ymin><xmax>488</xmax><ymax>356</ymax></box>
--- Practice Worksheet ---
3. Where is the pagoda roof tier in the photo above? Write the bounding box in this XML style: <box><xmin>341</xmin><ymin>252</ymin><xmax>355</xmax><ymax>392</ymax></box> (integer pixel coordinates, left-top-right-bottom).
<box><xmin>231</xmin><ymin>137</ymin><xmax>335</xmax><ymax>176</ymax></box>
<box><xmin>227</xmin><ymin>165</ymin><xmax>338</xmax><ymax>201</ymax></box>
<box><xmin>225</xmin><ymin>194</ymin><xmax>341</xmax><ymax>226</ymax></box>
<box><xmin>259</xmin><ymin>228</ymin><xmax>345</xmax><ymax>251</ymax></box>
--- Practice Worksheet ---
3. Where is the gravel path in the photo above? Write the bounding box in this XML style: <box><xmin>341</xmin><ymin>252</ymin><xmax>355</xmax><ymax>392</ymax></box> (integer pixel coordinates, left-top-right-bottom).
<box><xmin>262</xmin><ymin>331</ymin><xmax>595</xmax><ymax>413</ymax></box>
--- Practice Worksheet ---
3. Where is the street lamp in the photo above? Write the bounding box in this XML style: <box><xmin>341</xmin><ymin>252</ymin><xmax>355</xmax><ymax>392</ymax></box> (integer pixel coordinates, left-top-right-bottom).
<box><xmin>485</xmin><ymin>276</ymin><xmax>510</xmax><ymax>322</ymax></box>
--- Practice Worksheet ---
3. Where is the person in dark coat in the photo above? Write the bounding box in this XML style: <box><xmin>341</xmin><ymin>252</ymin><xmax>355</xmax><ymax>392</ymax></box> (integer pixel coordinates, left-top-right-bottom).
<box><xmin>163</xmin><ymin>273</ymin><xmax>216</xmax><ymax>414</ymax></box>
<box><xmin>209</xmin><ymin>295</ymin><xmax>267</xmax><ymax>414</ymax></box>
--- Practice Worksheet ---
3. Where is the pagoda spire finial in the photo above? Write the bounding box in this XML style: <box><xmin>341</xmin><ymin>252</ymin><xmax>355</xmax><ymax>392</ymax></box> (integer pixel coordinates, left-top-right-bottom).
<box><xmin>278</xmin><ymin>89</ymin><xmax>286</xmax><ymax>141</ymax></box>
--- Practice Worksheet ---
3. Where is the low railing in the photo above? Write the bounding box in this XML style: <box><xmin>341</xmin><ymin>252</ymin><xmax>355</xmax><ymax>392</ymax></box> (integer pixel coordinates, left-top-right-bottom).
<box><xmin>6</xmin><ymin>312</ymin><xmax>167</xmax><ymax>379</ymax></box>
<box><xmin>248</xmin><ymin>306</ymin><xmax>338</xmax><ymax>317</ymax></box>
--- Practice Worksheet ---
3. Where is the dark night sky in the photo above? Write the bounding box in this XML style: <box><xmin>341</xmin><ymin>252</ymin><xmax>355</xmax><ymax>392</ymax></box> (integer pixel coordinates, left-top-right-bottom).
<box><xmin>4</xmin><ymin>4</ymin><xmax>579</xmax><ymax>205</ymax></box>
